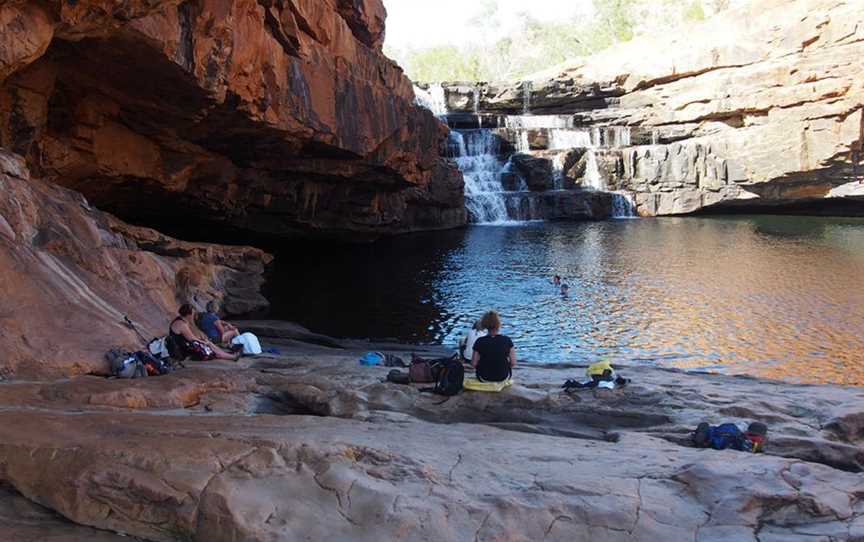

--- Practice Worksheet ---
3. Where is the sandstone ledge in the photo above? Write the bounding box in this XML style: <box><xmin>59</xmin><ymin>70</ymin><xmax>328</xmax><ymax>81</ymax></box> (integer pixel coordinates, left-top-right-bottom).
<box><xmin>0</xmin><ymin>325</ymin><xmax>861</xmax><ymax>541</ymax></box>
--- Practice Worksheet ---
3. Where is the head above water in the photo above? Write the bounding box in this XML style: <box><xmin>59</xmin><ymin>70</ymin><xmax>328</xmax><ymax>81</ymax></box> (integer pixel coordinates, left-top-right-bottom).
<box><xmin>480</xmin><ymin>310</ymin><xmax>501</xmax><ymax>333</ymax></box>
<box><xmin>178</xmin><ymin>303</ymin><xmax>195</xmax><ymax>318</ymax></box>
<box><xmin>206</xmin><ymin>300</ymin><xmax>220</xmax><ymax>314</ymax></box>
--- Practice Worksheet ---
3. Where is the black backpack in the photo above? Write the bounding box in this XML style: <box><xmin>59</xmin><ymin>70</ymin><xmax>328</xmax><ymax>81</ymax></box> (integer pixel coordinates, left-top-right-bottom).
<box><xmin>425</xmin><ymin>358</ymin><xmax>464</xmax><ymax>396</ymax></box>
<box><xmin>135</xmin><ymin>351</ymin><xmax>173</xmax><ymax>376</ymax></box>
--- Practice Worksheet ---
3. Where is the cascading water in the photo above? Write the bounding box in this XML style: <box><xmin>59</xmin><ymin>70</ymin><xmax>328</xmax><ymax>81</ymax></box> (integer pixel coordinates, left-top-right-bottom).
<box><xmin>611</xmin><ymin>191</ymin><xmax>637</xmax><ymax>218</ymax></box>
<box><xmin>414</xmin><ymin>83</ymin><xmax>447</xmax><ymax>117</ymax></box>
<box><xmin>415</xmin><ymin>82</ymin><xmax>638</xmax><ymax>221</ymax></box>
<box><xmin>472</xmin><ymin>86</ymin><xmax>481</xmax><ymax>129</ymax></box>
<box><xmin>449</xmin><ymin>130</ymin><xmax>511</xmax><ymax>224</ymax></box>
<box><xmin>516</xmin><ymin>131</ymin><xmax>530</xmax><ymax>152</ymax></box>
<box><xmin>548</xmin><ymin>129</ymin><xmax>592</xmax><ymax>150</ymax></box>
<box><xmin>504</xmin><ymin>115</ymin><xmax>574</xmax><ymax>129</ymax></box>
<box><xmin>546</xmin><ymin>127</ymin><xmax>635</xmax><ymax>217</ymax></box>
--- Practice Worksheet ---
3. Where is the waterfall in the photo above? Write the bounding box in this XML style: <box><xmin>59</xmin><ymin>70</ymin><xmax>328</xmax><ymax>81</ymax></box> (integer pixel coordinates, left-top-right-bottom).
<box><xmin>551</xmin><ymin>153</ymin><xmax>566</xmax><ymax>190</ymax></box>
<box><xmin>584</xmin><ymin>149</ymin><xmax>604</xmax><ymax>191</ymax></box>
<box><xmin>417</xmin><ymin>81</ymin><xmax>639</xmax><ymax>222</ymax></box>
<box><xmin>472</xmin><ymin>86</ymin><xmax>481</xmax><ymax>128</ymax></box>
<box><xmin>548</xmin><ymin>129</ymin><xmax>592</xmax><ymax>150</ymax></box>
<box><xmin>414</xmin><ymin>83</ymin><xmax>447</xmax><ymax>116</ymax></box>
<box><xmin>516</xmin><ymin>131</ymin><xmax>530</xmax><ymax>152</ymax></box>
<box><xmin>504</xmin><ymin>115</ymin><xmax>573</xmax><ymax>130</ymax></box>
<box><xmin>611</xmin><ymin>192</ymin><xmax>637</xmax><ymax>218</ymax></box>
<box><xmin>450</xmin><ymin>130</ymin><xmax>511</xmax><ymax>224</ymax></box>
<box><xmin>610</xmin><ymin>126</ymin><xmax>631</xmax><ymax>147</ymax></box>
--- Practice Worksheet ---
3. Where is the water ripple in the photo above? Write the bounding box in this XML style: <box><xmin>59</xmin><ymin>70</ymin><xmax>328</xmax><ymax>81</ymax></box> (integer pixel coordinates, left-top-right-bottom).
<box><xmin>267</xmin><ymin>216</ymin><xmax>864</xmax><ymax>386</ymax></box>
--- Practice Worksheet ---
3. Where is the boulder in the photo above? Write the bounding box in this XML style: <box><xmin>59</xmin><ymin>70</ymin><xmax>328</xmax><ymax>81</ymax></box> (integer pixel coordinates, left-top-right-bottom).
<box><xmin>500</xmin><ymin>170</ymin><xmax>523</xmax><ymax>191</ymax></box>
<box><xmin>509</xmin><ymin>153</ymin><xmax>554</xmax><ymax>191</ymax></box>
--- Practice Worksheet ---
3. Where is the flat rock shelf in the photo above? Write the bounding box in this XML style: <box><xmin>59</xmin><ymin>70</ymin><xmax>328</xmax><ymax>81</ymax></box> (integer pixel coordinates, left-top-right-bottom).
<box><xmin>0</xmin><ymin>322</ymin><xmax>861</xmax><ymax>541</ymax></box>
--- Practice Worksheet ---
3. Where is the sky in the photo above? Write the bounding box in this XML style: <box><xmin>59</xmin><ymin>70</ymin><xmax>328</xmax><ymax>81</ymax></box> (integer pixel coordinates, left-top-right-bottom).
<box><xmin>383</xmin><ymin>0</ymin><xmax>593</xmax><ymax>50</ymax></box>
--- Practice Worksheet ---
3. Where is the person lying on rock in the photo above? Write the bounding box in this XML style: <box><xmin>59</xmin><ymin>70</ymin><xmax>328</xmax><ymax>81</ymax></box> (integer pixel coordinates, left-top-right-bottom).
<box><xmin>169</xmin><ymin>304</ymin><xmax>239</xmax><ymax>362</ymax></box>
<box><xmin>200</xmin><ymin>300</ymin><xmax>240</xmax><ymax>345</ymax></box>
<box><xmin>472</xmin><ymin>310</ymin><xmax>516</xmax><ymax>382</ymax></box>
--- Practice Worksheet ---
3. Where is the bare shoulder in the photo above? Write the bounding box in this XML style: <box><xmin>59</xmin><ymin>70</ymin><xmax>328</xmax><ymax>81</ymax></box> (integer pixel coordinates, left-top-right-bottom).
<box><xmin>171</xmin><ymin>319</ymin><xmax>188</xmax><ymax>332</ymax></box>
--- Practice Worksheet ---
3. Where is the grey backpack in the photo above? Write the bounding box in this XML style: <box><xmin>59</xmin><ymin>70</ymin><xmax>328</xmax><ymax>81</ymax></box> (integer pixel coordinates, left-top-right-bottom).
<box><xmin>106</xmin><ymin>348</ymin><xmax>147</xmax><ymax>379</ymax></box>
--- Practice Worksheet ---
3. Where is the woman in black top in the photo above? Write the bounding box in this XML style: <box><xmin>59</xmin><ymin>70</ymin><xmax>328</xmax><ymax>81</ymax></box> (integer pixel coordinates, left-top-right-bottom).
<box><xmin>471</xmin><ymin>310</ymin><xmax>516</xmax><ymax>382</ymax></box>
<box><xmin>169</xmin><ymin>304</ymin><xmax>239</xmax><ymax>361</ymax></box>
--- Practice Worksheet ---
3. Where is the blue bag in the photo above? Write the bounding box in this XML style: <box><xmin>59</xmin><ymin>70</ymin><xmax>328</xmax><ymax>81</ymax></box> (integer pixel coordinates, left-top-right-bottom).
<box><xmin>708</xmin><ymin>423</ymin><xmax>752</xmax><ymax>452</ymax></box>
<box><xmin>359</xmin><ymin>352</ymin><xmax>385</xmax><ymax>366</ymax></box>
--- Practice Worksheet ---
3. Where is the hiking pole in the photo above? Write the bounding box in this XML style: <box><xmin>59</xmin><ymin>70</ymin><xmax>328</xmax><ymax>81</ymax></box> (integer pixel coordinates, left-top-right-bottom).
<box><xmin>123</xmin><ymin>315</ymin><xmax>185</xmax><ymax>370</ymax></box>
<box><xmin>122</xmin><ymin>315</ymin><xmax>150</xmax><ymax>347</ymax></box>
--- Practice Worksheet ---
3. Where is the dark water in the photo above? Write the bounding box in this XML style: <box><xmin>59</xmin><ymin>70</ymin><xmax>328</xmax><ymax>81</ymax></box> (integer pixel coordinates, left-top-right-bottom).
<box><xmin>267</xmin><ymin>216</ymin><xmax>864</xmax><ymax>386</ymax></box>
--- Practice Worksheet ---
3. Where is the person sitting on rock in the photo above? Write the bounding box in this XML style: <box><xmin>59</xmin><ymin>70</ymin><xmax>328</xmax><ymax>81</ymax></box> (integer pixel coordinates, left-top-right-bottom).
<box><xmin>459</xmin><ymin>318</ymin><xmax>487</xmax><ymax>362</ymax></box>
<box><xmin>200</xmin><ymin>300</ymin><xmax>240</xmax><ymax>345</ymax></box>
<box><xmin>471</xmin><ymin>310</ymin><xmax>516</xmax><ymax>382</ymax></box>
<box><xmin>169</xmin><ymin>304</ymin><xmax>239</xmax><ymax>362</ymax></box>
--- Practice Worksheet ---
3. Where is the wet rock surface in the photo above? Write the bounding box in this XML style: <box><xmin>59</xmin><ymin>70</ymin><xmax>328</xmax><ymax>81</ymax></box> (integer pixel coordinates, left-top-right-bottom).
<box><xmin>509</xmin><ymin>153</ymin><xmax>555</xmax><ymax>191</ymax></box>
<box><xmin>0</xmin><ymin>323</ymin><xmax>862</xmax><ymax>541</ymax></box>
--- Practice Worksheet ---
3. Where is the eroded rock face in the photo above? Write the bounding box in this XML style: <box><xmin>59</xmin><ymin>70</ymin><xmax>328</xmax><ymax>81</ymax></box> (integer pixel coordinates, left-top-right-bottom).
<box><xmin>0</xmin><ymin>149</ymin><xmax>271</xmax><ymax>378</ymax></box>
<box><xmin>597</xmin><ymin>0</ymin><xmax>864</xmax><ymax>215</ymax></box>
<box><xmin>438</xmin><ymin>0</ymin><xmax>864</xmax><ymax>216</ymax></box>
<box><xmin>0</xmin><ymin>0</ymin><xmax>465</xmax><ymax>239</ymax></box>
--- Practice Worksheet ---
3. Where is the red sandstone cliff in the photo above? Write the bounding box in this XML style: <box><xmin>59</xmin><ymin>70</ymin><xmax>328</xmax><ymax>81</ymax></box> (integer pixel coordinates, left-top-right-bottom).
<box><xmin>0</xmin><ymin>149</ymin><xmax>271</xmax><ymax>378</ymax></box>
<box><xmin>0</xmin><ymin>0</ymin><xmax>465</xmax><ymax>376</ymax></box>
<box><xmin>0</xmin><ymin>0</ymin><xmax>465</xmax><ymax>238</ymax></box>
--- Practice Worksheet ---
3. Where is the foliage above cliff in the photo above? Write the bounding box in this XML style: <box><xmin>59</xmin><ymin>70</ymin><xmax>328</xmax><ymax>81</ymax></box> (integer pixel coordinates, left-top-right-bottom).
<box><xmin>386</xmin><ymin>0</ymin><xmax>735</xmax><ymax>82</ymax></box>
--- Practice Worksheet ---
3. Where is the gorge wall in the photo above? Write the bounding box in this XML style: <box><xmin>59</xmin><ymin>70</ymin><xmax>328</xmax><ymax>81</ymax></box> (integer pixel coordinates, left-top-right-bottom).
<box><xmin>0</xmin><ymin>0</ymin><xmax>465</xmax><ymax>239</ymax></box>
<box><xmin>0</xmin><ymin>149</ymin><xmax>270</xmax><ymax>377</ymax></box>
<box><xmin>432</xmin><ymin>0</ymin><xmax>864</xmax><ymax>216</ymax></box>
<box><xmin>0</xmin><ymin>0</ymin><xmax>465</xmax><ymax>376</ymax></box>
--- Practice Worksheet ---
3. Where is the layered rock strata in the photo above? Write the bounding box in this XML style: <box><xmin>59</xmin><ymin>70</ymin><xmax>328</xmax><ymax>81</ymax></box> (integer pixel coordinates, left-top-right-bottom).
<box><xmin>0</xmin><ymin>0</ymin><xmax>465</xmax><ymax>239</ymax></box>
<box><xmin>0</xmin><ymin>326</ymin><xmax>861</xmax><ymax>540</ymax></box>
<box><xmin>433</xmin><ymin>0</ymin><xmax>864</xmax><ymax>216</ymax></box>
<box><xmin>0</xmin><ymin>149</ymin><xmax>271</xmax><ymax>378</ymax></box>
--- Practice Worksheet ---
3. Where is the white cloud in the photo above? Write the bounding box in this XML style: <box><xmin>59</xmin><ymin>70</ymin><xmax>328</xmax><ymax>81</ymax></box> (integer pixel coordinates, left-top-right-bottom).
<box><xmin>384</xmin><ymin>0</ymin><xmax>593</xmax><ymax>50</ymax></box>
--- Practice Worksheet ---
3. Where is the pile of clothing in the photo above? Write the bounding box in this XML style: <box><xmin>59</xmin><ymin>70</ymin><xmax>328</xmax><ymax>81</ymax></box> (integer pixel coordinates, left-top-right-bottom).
<box><xmin>563</xmin><ymin>360</ymin><xmax>629</xmax><ymax>391</ymax></box>
<box><xmin>692</xmin><ymin>421</ymin><xmax>768</xmax><ymax>453</ymax></box>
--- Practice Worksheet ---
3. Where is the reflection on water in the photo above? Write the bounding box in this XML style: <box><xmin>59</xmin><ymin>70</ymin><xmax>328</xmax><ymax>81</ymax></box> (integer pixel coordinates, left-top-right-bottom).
<box><xmin>267</xmin><ymin>216</ymin><xmax>864</xmax><ymax>386</ymax></box>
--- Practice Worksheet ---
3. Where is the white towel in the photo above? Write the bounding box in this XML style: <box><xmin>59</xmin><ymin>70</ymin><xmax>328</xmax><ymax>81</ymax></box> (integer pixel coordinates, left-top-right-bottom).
<box><xmin>231</xmin><ymin>332</ymin><xmax>262</xmax><ymax>355</ymax></box>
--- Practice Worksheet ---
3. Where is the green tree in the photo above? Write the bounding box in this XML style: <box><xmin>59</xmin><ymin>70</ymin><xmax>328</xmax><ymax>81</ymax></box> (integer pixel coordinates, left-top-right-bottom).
<box><xmin>683</xmin><ymin>0</ymin><xmax>707</xmax><ymax>21</ymax></box>
<box><xmin>392</xmin><ymin>0</ymin><xmax>714</xmax><ymax>83</ymax></box>
<box><xmin>403</xmin><ymin>45</ymin><xmax>482</xmax><ymax>82</ymax></box>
